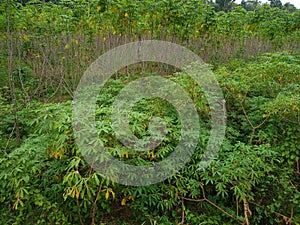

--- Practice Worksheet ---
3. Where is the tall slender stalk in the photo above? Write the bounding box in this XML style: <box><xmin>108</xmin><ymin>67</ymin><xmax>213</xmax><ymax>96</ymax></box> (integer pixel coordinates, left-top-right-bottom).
<box><xmin>7</xmin><ymin>0</ymin><xmax>21</xmax><ymax>146</ymax></box>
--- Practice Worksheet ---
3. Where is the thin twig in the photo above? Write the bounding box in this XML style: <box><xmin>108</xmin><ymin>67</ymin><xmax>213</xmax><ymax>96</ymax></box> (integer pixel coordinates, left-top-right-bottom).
<box><xmin>90</xmin><ymin>178</ymin><xmax>104</xmax><ymax>225</ymax></box>
<box><xmin>182</xmin><ymin>196</ymin><xmax>243</xmax><ymax>225</ymax></box>
<box><xmin>4</xmin><ymin>124</ymin><xmax>15</xmax><ymax>152</ymax></box>
<box><xmin>239</xmin><ymin>100</ymin><xmax>269</xmax><ymax>143</ymax></box>
<box><xmin>205</xmin><ymin>198</ymin><xmax>243</xmax><ymax>224</ymax></box>
<box><xmin>182</xmin><ymin>197</ymin><xmax>205</xmax><ymax>202</ymax></box>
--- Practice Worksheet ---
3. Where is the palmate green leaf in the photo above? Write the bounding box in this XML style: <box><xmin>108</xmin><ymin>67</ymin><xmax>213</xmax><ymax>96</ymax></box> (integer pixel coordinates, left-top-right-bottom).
<box><xmin>92</xmin><ymin>173</ymin><xmax>101</xmax><ymax>186</ymax></box>
<box><xmin>66</xmin><ymin>156</ymin><xmax>82</xmax><ymax>171</ymax></box>
<box><xmin>215</xmin><ymin>182</ymin><xmax>227</xmax><ymax>197</ymax></box>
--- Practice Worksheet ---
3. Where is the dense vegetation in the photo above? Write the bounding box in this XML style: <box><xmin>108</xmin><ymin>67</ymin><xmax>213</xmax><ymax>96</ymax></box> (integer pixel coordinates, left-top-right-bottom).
<box><xmin>1</xmin><ymin>0</ymin><xmax>300</xmax><ymax>224</ymax></box>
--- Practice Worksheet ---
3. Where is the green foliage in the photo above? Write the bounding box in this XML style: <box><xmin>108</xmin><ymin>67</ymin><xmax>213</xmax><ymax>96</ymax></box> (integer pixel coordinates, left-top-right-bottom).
<box><xmin>5</xmin><ymin>0</ymin><xmax>300</xmax><ymax>44</ymax></box>
<box><xmin>1</xmin><ymin>53</ymin><xmax>300</xmax><ymax>224</ymax></box>
<box><xmin>1</xmin><ymin>0</ymin><xmax>300</xmax><ymax>224</ymax></box>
